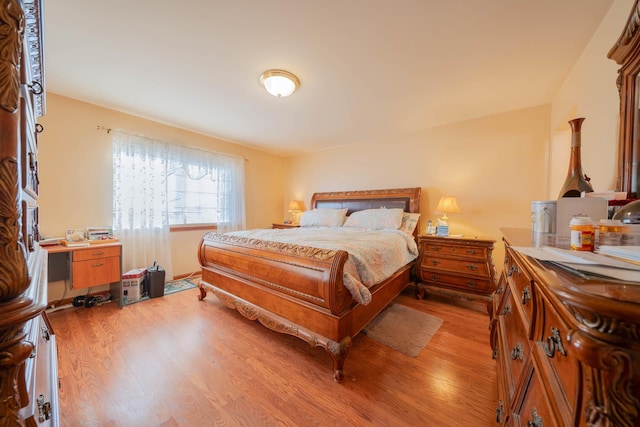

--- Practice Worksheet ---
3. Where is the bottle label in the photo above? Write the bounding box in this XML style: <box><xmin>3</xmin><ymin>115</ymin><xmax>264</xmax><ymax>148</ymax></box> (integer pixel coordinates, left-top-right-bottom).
<box><xmin>571</xmin><ymin>229</ymin><xmax>594</xmax><ymax>251</ymax></box>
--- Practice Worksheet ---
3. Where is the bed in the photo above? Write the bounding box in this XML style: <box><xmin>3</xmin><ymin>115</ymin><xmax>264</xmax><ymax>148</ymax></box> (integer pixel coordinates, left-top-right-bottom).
<box><xmin>197</xmin><ymin>187</ymin><xmax>421</xmax><ymax>382</ymax></box>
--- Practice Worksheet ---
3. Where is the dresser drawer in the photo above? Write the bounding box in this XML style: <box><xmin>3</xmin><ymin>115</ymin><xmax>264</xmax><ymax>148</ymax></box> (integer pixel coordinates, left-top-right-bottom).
<box><xmin>513</xmin><ymin>368</ymin><xmax>558</xmax><ymax>427</ymax></box>
<box><xmin>72</xmin><ymin>245</ymin><xmax>121</xmax><ymax>262</ymax></box>
<box><xmin>532</xmin><ymin>291</ymin><xmax>578</xmax><ymax>424</ymax></box>
<box><xmin>500</xmin><ymin>286</ymin><xmax>531</xmax><ymax>400</ymax></box>
<box><xmin>505</xmin><ymin>249</ymin><xmax>534</xmax><ymax>329</ymax></box>
<box><xmin>72</xmin><ymin>255</ymin><xmax>121</xmax><ymax>289</ymax></box>
<box><xmin>421</xmin><ymin>268</ymin><xmax>493</xmax><ymax>293</ymax></box>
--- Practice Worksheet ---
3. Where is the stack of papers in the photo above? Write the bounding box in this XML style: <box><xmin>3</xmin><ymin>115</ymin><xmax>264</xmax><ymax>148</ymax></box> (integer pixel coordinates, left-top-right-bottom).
<box><xmin>598</xmin><ymin>246</ymin><xmax>640</xmax><ymax>265</ymax></box>
<box><xmin>512</xmin><ymin>246</ymin><xmax>640</xmax><ymax>283</ymax></box>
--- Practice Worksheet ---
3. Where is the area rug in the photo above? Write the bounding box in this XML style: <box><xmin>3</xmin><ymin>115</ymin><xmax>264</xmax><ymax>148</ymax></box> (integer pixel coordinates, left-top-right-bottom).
<box><xmin>363</xmin><ymin>304</ymin><xmax>443</xmax><ymax>357</ymax></box>
<box><xmin>124</xmin><ymin>278</ymin><xmax>198</xmax><ymax>305</ymax></box>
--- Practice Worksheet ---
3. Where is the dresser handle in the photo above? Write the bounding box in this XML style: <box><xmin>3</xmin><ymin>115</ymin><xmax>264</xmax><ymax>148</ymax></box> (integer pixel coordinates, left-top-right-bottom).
<box><xmin>40</xmin><ymin>326</ymin><xmax>50</xmax><ymax>342</ymax></box>
<box><xmin>28</xmin><ymin>80</ymin><xmax>43</xmax><ymax>95</ymax></box>
<box><xmin>526</xmin><ymin>408</ymin><xmax>543</xmax><ymax>427</ymax></box>
<box><xmin>430</xmin><ymin>274</ymin><xmax>439</xmax><ymax>282</ymax></box>
<box><xmin>37</xmin><ymin>394</ymin><xmax>52</xmax><ymax>422</ymax></box>
<box><xmin>466</xmin><ymin>281</ymin><xmax>478</xmax><ymax>288</ymax></box>
<box><xmin>495</xmin><ymin>400</ymin><xmax>503</xmax><ymax>424</ymax></box>
<box><xmin>510</xmin><ymin>343</ymin><xmax>524</xmax><ymax>361</ymax></box>
<box><xmin>495</xmin><ymin>283</ymin><xmax>504</xmax><ymax>294</ymax></box>
<box><xmin>544</xmin><ymin>326</ymin><xmax>567</xmax><ymax>358</ymax></box>
<box><xmin>502</xmin><ymin>304</ymin><xmax>511</xmax><ymax>316</ymax></box>
<box><xmin>467</xmin><ymin>249</ymin><xmax>478</xmax><ymax>255</ymax></box>
<box><xmin>466</xmin><ymin>264</ymin><xmax>478</xmax><ymax>271</ymax></box>
<box><xmin>508</xmin><ymin>264</ymin><xmax>516</xmax><ymax>277</ymax></box>
<box><xmin>92</xmin><ymin>251</ymin><xmax>105</xmax><ymax>256</ymax></box>
<box><xmin>521</xmin><ymin>286</ymin><xmax>531</xmax><ymax>305</ymax></box>
<box><xmin>92</xmin><ymin>262</ymin><xmax>105</xmax><ymax>268</ymax></box>
<box><xmin>431</xmin><ymin>260</ymin><xmax>440</xmax><ymax>266</ymax></box>
<box><xmin>431</xmin><ymin>246</ymin><xmax>441</xmax><ymax>251</ymax></box>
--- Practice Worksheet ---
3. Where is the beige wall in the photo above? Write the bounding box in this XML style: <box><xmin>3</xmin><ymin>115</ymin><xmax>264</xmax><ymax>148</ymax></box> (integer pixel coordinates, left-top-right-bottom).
<box><xmin>285</xmin><ymin>105</ymin><xmax>552</xmax><ymax>268</ymax></box>
<box><xmin>39</xmin><ymin>94</ymin><xmax>285</xmax><ymax>302</ymax></box>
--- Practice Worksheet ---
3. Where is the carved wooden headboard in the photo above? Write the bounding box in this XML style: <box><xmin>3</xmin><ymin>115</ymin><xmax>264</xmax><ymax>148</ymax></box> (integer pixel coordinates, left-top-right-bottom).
<box><xmin>310</xmin><ymin>187</ymin><xmax>422</xmax><ymax>236</ymax></box>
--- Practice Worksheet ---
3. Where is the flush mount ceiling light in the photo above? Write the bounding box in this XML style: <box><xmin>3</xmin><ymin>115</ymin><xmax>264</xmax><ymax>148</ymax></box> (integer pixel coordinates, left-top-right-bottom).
<box><xmin>260</xmin><ymin>69</ymin><xmax>300</xmax><ymax>97</ymax></box>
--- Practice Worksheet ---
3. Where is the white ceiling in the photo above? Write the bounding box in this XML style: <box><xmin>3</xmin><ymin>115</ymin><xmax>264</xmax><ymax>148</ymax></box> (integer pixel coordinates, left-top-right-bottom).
<box><xmin>44</xmin><ymin>0</ymin><xmax>615</xmax><ymax>156</ymax></box>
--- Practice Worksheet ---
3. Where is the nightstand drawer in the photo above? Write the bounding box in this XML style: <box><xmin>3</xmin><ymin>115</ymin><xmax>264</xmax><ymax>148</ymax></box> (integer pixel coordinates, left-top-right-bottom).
<box><xmin>421</xmin><ymin>269</ymin><xmax>493</xmax><ymax>292</ymax></box>
<box><xmin>422</xmin><ymin>242</ymin><xmax>489</xmax><ymax>261</ymax></box>
<box><xmin>421</xmin><ymin>257</ymin><xmax>490</xmax><ymax>278</ymax></box>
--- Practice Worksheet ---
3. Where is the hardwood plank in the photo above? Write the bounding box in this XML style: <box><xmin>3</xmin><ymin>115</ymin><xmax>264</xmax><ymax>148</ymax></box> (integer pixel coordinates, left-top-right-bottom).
<box><xmin>48</xmin><ymin>283</ymin><xmax>497</xmax><ymax>426</ymax></box>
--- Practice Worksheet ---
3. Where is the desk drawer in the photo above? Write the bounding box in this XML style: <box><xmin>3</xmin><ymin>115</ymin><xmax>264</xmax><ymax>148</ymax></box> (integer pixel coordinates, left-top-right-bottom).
<box><xmin>72</xmin><ymin>246</ymin><xmax>120</xmax><ymax>262</ymax></box>
<box><xmin>72</xmin><ymin>255</ymin><xmax>120</xmax><ymax>289</ymax></box>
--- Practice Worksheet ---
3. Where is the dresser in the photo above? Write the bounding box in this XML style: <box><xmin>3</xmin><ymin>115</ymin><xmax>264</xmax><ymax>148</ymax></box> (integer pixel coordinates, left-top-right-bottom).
<box><xmin>491</xmin><ymin>228</ymin><xmax>640</xmax><ymax>426</ymax></box>
<box><xmin>0</xmin><ymin>0</ymin><xmax>57</xmax><ymax>425</ymax></box>
<box><xmin>416</xmin><ymin>235</ymin><xmax>497</xmax><ymax>311</ymax></box>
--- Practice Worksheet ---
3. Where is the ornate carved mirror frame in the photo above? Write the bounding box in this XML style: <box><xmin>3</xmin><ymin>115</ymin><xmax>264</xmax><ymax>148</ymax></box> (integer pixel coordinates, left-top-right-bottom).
<box><xmin>609</xmin><ymin>0</ymin><xmax>640</xmax><ymax>197</ymax></box>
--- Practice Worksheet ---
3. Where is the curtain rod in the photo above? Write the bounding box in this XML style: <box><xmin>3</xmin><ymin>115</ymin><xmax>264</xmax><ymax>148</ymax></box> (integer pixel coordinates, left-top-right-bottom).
<box><xmin>96</xmin><ymin>125</ymin><xmax>248</xmax><ymax>161</ymax></box>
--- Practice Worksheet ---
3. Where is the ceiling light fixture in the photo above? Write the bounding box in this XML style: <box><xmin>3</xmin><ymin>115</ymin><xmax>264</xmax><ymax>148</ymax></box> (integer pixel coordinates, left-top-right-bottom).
<box><xmin>260</xmin><ymin>69</ymin><xmax>300</xmax><ymax>97</ymax></box>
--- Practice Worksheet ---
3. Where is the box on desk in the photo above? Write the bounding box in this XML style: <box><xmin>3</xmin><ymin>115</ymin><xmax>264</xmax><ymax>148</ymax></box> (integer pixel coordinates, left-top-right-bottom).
<box><xmin>121</xmin><ymin>268</ymin><xmax>147</xmax><ymax>305</ymax></box>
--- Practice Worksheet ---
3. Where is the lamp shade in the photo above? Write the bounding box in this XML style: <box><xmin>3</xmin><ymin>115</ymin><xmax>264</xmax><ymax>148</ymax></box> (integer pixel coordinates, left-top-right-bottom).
<box><xmin>288</xmin><ymin>200</ymin><xmax>306</xmax><ymax>212</ymax></box>
<box><xmin>435</xmin><ymin>195</ymin><xmax>460</xmax><ymax>218</ymax></box>
<box><xmin>260</xmin><ymin>69</ymin><xmax>300</xmax><ymax>97</ymax></box>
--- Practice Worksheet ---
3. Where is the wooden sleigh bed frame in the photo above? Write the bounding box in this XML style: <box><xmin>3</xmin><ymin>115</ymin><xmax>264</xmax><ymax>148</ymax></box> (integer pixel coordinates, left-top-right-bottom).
<box><xmin>197</xmin><ymin>187</ymin><xmax>421</xmax><ymax>382</ymax></box>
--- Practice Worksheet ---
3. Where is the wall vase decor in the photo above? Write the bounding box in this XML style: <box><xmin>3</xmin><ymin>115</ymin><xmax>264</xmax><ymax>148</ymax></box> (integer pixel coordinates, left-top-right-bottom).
<box><xmin>558</xmin><ymin>117</ymin><xmax>594</xmax><ymax>198</ymax></box>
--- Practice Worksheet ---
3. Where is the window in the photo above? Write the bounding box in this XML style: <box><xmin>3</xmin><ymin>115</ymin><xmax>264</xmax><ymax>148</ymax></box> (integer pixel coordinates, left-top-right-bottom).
<box><xmin>167</xmin><ymin>167</ymin><xmax>220</xmax><ymax>225</ymax></box>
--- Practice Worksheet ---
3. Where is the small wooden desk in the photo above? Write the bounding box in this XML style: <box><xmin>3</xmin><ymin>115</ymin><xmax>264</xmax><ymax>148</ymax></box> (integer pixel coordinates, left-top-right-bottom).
<box><xmin>45</xmin><ymin>242</ymin><xmax>122</xmax><ymax>301</ymax></box>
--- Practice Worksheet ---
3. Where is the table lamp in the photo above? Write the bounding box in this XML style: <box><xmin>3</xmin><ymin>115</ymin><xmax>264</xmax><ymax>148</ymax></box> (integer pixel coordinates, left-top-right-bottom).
<box><xmin>288</xmin><ymin>200</ymin><xmax>306</xmax><ymax>224</ymax></box>
<box><xmin>435</xmin><ymin>195</ymin><xmax>460</xmax><ymax>236</ymax></box>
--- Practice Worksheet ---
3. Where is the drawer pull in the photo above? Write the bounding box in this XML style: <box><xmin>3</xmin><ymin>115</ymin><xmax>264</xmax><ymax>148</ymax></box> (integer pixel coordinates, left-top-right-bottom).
<box><xmin>466</xmin><ymin>249</ymin><xmax>478</xmax><ymax>255</ymax></box>
<box><xmin>430</xmin><ymin>274</ymin><xmax>439</xmax><ymax>282</ymax></box>
<box><xmin>502</xmin><ymin>304</ymin><xmax>511</xmax><ymax>316</ymax></box>
<box><xmin>525</xmin><ymin>408</ymin><xmax>543</xmax><ymax>427</ymax></box>
<box><xmin>431</xmin><ymin>246</ymin><xmax>442</xmax><ymax>251</ymax></box>
<box><xmin>92</xmin><ymin>251</ymin><xmax>105</xmax><ymax>256</ymax></box>
<box><xmin>466</xmin><ymin>281</ymin><xmax>478</xmax><ymax>288</ymax></box>
<box><xmin>508</xmin><ymin>264</ymin><xmax>516</xmax><ymax>277</ymax></box>
<box><xmin>544</xmin><ymin>326</ymin><xmax>567</xmax><ymax>358</ymax></box>
<box><xmin>41</xmin><ymin>326</ymin><xmax>50</xmax><ymax>342</ymax></box>
<box><xmin>492</xmin><ymin>348</ymin><xmax>498</xmax><ymax>360</ymax></box>
<box><xmin>430</xmin><ymin>260</ymin><xmax>440</xmax><ymax>266</ymax></box>
<box><xmin>510</xmin><ymin>343</ymin><xmax>524</xmax><ymax>361</ymax></box>
<box><xmin>495</xmin><ymin>400</ymin><xmax>503</xmax><ymax>424</ymax></box>
<box><xmin>521</xmin><ymin>286</ymin><xmax>532</xmax><ymax>305</ymax></box>
<box><xmin>466</xmin><ymin>264</ymin><xmax>478</xmax><ymax>271</ymax></box>
<box><xmin>37</xmin><ymin>394</ymin><xmax>52</xmax><ymax>422</ymax></box>
<box><xmin>495</xmin><ymin>283</ymin><xmax>504</xmax><ymax>294</ymax></box>
<box><xmin>29</xmin><ymin>80</ymin><xmax>43</xmax><ymax>95</ymax></box>
<box><xmin>92</xmin><ymin>262</ymin><xmax>105</xmax><ymax>268</ymax></box>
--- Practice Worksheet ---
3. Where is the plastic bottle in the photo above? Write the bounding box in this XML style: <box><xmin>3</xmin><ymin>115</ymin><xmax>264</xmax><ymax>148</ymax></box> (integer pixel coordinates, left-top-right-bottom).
<box><xmin>570</xmin><ymin>216</ymin><xmax>595</xmax><ymax>251</ymax></box>
<box><xmin>598</xmin><ymin>219</ymin><xmax>624</xmax><ymax>247</ymax></box>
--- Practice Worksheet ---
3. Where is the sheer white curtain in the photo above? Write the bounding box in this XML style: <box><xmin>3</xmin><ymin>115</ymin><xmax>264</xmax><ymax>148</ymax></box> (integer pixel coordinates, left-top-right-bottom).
<box><xmin>112</xmin><ymin>131</ymin><xmax>245</xmax><ymax>279</ymax></box>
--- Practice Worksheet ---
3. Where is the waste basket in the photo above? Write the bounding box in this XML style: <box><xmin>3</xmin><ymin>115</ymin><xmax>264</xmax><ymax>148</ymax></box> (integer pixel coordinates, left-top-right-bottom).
<box><xmin>147</xmin><ymin>261</ymin><xmax>166</xmax><ymax>298</ymax></box>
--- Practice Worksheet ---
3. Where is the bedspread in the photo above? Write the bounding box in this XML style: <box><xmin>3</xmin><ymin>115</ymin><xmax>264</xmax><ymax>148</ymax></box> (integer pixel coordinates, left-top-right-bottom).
<box><xmin>225</xmin><ymin>227</ymin><xmax>419</xmax><ymax>305</ymax></box>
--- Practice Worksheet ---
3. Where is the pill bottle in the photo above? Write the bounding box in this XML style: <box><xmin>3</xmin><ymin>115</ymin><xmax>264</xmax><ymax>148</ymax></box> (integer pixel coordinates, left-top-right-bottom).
<box><xmin>598</xmin><ymin>219</ymin><xmax>624</xmax><ymax>247</ymax></box>
<box><xmin>570</xmin><ymin>216</ymin><xmax>595</xmax><ymax>251</ymax></box>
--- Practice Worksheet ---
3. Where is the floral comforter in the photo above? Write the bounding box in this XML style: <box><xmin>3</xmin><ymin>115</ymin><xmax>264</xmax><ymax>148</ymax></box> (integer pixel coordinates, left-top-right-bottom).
<box><xmin>225</xmin><ymin>227</ymin><xmax>419</xmax><ymax>305</ymax></box>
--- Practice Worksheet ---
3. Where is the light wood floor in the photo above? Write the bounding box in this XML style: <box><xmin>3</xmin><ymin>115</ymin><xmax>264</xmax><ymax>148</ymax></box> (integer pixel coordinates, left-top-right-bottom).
<box><xmin>48</xmin><ymin>283</ymin><xmax>498</xmax><ymax>426</ymax></box>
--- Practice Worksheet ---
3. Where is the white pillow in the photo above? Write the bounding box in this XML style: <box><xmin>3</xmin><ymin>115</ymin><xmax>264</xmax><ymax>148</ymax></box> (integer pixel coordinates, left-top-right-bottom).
<box><xmin>399</xmin><ymin>212</ymin><xmax>421</xmax><ymax>235</ymax></box>
<box><xmin>299</xmin><ymin>208</ymin><xmax>348</xmax><ymax>227</ymax></box>
<box><xmin>343</xmin><ymin>208</ymin><xmax>404</xmax><ymax>230</ymax></box>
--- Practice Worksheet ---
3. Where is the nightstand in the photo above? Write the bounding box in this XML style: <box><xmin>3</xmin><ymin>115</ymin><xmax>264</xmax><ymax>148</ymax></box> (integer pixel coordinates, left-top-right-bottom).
<box><xmin>416</xmin><ymin>235</ymin><xmax>497</xmax><ymax>312</ymax></box>
<box><xmin>272</xmin><ymin>223</ymin><xmax>300</xmax><ymax>229</ymax></box>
